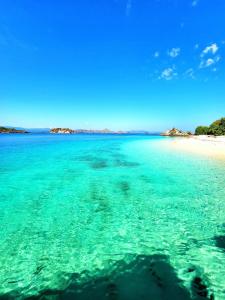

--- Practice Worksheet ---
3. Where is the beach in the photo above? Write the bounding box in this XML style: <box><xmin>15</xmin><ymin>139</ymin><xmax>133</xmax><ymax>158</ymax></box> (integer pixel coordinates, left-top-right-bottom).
<box><xmin>163</xmin><ymin>135</ymin><xmax>225</xmax><ymax>160</ymax></box>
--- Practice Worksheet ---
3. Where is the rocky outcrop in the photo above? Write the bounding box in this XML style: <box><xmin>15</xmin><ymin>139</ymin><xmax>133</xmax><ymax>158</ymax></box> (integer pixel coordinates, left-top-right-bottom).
<box><xmin>161</xmin><ymin>128</ymin><xmax>191</xmax><ymax>137</ymax></box>
<box><xmin>50</xmin><ymin>128</ymin><xmax>74</xmax><ymax>134</ymax></box>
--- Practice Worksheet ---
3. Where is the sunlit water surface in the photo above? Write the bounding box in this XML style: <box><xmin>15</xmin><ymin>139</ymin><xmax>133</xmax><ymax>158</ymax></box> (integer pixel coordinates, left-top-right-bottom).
<box><xmin>0</xmin><ymin>134</ymin><xmax>225</xmax><ymax>299</ymax></box>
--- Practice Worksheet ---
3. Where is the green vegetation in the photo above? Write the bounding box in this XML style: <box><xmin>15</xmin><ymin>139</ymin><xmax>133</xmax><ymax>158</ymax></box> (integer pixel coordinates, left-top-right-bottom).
<box><xmin>195</xmin><ymin>117</ymin><xmax>225</xmax><ymax>136</ymax></box>
<box><xmin>208</xmin><ymin>118</ymin><xmax>225</xmax><ymax>135</ymax></box>
<box><xmin>195</xmin><ymin>126</ymin><xmax>209</xmax><ymax>135</ymax></box>
<box><xmin>0</xmin><ymin>126</ymin><xmax>27</xmax><ymax>133</ymax></box>
<box><xmin>0</xmin><ymin>126</ymin><xmax>12</xmax><ymax>133</ymax></box>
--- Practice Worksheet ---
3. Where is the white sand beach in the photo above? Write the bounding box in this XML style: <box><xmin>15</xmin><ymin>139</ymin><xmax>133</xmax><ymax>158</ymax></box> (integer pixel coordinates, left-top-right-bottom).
<box><xmin>164</xmin><ymin>136</ymin><xmax>225</xmax><ymax>160</ymax></box>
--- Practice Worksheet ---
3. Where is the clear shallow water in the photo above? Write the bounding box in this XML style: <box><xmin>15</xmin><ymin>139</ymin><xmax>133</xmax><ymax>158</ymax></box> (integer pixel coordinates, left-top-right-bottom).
<box><xmin>0</xmin><ymin>134</ymin><xmax>225</xmax><ymax>299</ymax></box>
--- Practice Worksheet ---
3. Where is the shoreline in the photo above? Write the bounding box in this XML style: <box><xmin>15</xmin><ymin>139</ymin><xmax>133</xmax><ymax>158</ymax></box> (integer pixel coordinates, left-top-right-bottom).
<box><xmin>162</xmin><ymin>135</ymin><xmax>225</xmax><ymax>160</ymax></box>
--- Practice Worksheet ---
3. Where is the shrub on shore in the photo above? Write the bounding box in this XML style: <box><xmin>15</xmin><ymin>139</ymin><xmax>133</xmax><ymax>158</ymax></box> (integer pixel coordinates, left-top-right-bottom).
<box><xmin>208</xmin><ymin>118</ymin><xmax>225</xmax><ymax>135</ymax></box>
<box><xmin>195</xmin><ymin>117</ymin><xmax>225</xmax><ymax>136</ymax></box>
<box><xmin>195</xmin><ymin>126</ymin><xmax>209</xmax><ymax>135</ymax></box>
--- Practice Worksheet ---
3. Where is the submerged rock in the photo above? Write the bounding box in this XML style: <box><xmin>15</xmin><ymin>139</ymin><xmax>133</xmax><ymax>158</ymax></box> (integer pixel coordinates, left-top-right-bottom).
<box><xmin>118</xmin><ymin>181</ymin><xmax>130</xmax><ymax>195</ymax></box>
<box><xmin>214</xmin><ymin>235</ymin><xmax>225</xmax><ymax>251</ymax></box>
<box><xmin>191</xmin><ymin>276</ymin><xmax>214</xmax><ymax>299</ymax></box>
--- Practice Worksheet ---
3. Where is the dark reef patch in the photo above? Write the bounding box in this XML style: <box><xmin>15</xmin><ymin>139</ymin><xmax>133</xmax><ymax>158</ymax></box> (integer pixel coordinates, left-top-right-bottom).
<box><xmin>117</xmin><ymin>181</ymin><xmax>130</xmax><ymax>196</ymax></box>
<box><xmin>214</xmin><ymin>235</ymin><xmax>225</xmax><ymax>251</ymax></box>
<box><xmin>191</xmin><ymin>276</ymin><xmax>214</xmax><ymax>299</ymax></box>
<box><xmin>187</xmin><ymin>267</ymin><xmax>195</xmax><ymax>273</ymax></box>
<box><xmin>76</xmin><ymin>154</ymin><xmax>109</xmax><ymax>169</ymax></box>
<box><xmin>113</xmin><ymin>159</ymin><xmax>140</xmax><ymax>168</ymax></box>
<box><xmin>3</xmin><ymin>254</ymin><xmax>199</xmax><ymax>300</ymax></box>
<box><xmin>139</xmin><ymin>175</ymin><xmax>152</xmax><ymax>183</ymax></box>
<box><xmin>90</xmin><ymin>160</ymin><xmax>108</xmax><ymax>169</ymax></box>
<box><xmin>75</xmin><ymin>154</ymin><xmax>97</xmax><ymax>162</ymax></box>
<box><xmin>110</xmin><ymin>152</ymin><xmax>126</xmax><ymax>159</ymax></box>
<box><xmin>90</xmin><ymin>185</ymin><xmax>110</xmax><ymax>213</ymax></box>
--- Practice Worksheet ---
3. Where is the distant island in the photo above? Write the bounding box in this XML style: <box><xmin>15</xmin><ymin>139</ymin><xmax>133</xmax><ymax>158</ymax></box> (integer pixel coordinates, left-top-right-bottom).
<box><xmin>1</xmin><ymin>118</ymin><xmax>225</xmax><ymax>137</ymax></box>
<box><xmin>0</xmin><ymin>127</ymin><xmax>28</xmax><ymax>134</ymax></box>
<box><xmin>50</xmin><ymin>128</ymin><xmax>152</xmax><ymax>135</ymax></box>
<box><xmin>0</xmin><ymin>126</ymin><xmax>157</xmax><ymax>135</ymax></box>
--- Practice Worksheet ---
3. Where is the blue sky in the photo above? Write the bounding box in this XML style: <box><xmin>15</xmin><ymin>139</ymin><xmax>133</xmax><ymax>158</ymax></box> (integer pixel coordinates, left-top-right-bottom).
<box><xmin>0</xmin><ymin>0</ymin><xmax>225</xmax><ymax>131</ymax></box>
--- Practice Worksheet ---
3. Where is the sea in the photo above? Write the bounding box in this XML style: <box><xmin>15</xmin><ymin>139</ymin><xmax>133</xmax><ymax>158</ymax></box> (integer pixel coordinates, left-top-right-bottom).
<box><xmin>0</xmin><ymin>134</ymin><xmax>225</xmax><ymax>299</ymax></box>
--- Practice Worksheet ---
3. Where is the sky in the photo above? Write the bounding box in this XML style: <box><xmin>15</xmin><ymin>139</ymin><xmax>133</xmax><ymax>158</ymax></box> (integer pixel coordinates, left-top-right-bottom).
<box><xmin>0</xmin><ymin>0</ymin><xmax>225</xmax><ymax>131</ymax></box>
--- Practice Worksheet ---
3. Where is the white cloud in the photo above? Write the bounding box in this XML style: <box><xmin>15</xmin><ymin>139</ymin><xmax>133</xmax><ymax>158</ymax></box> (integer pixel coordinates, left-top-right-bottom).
<box><xmin>151</xmin><ymin>42</ymin><xmax>222</xmax><ymax>81</ymax></box>
<box><xmin>205</xmin><ymin>58</ymin><xmax>215</xmax><ymax>67</ymax></box>
<box><xmin>160</xmin><ymin>67</ymin><xmax>177</xmax><ymax>80</ymax></box>
<box><xmin>201</xmin><ymin>43</ymin><xmax>219</xmax><ymax>57</ymax></box>
<box><xmin>199</xmin><ymin>43</ymin><xmax>221</xmax><ymax>70</ymax></box>
<box><xmin>200</xmin><ymin>55</ymin><xmax>221</xmax><ymax>68</ymax></box>
<box><xmin>168</xmin><ymin>48</ymin><xmax>180</xmax><ymax>58</ymax></box>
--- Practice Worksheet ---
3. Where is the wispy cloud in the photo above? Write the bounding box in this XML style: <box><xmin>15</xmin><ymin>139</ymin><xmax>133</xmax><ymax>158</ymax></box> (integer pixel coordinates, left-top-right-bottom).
<box><xmin>0</xmin><ymin>25</ymin><xmax>38</xmax><ymax>51</ymax></box>
<box><xmin>184</xmin><ymin>68</ymin><xmax>195</xmax><ymax>79</ymax></box>
<box><xmin>194</xmin><ymin>43</ymin><xmax>199</xmax><ymax>49</ymax></box>
<box><xmin>168</xmin><ymin>48</ymin><xmax>180</xmax><ymax>58</ymax></box>
<box><xmin>160</xmin><ymin>67</ymin><xmax>177</xmax><ymax>80</ymax></box>
<box><xmin>205</xmin><ymin>58</ymin><xmax>215</xmax><ymax>67</ymax></box>
<box><xmin>151</xmin><ymin>42</ymin><xmax>222</xmax><ymax>81</ymax></box>
<box><xmin>201</xmin><ymin>43</ymin><xmax>219</xmax><ymax>57</ymax></box>
<box><xmin>199</xmin><ymin>43</ymin><xmax>221</xmax><ymax>69</ymax></box>
<box><xmin>200</xmin><ymin>56</ymin><xmax>221</xmax><ymax>68</ymax></box>
<box><xmin>192</xmin><ymin>0</ymin><xmax>199</xmax><ymax>7</ymax></box>
<box><xmin>126</xmin><ymin>0</ymin><xmax>132</xmax><ymax>16</ymax></box>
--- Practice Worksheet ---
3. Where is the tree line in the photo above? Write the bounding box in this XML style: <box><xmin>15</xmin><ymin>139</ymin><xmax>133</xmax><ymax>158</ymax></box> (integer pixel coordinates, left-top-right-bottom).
<box><xmin>195</xmin><ymin>117</ymin><xmax>225</xmax><ymax>135</ymax></box>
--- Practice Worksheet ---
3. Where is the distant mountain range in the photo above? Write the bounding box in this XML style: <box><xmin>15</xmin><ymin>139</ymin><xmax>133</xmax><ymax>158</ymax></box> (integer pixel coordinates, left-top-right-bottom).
<box><xmin>50</xmin><ymin>128</ymin><xmax>160</xmax><ymax>135</ymax></box>
<box><xmin>128</xmin><ymin>130</ymin><xmax>160</xmax><ymax>135</ymax></box>
<box><xmin>3</xmin><ymin>126</ymin><xmax>160</xmax><ymax>135</ymax></box>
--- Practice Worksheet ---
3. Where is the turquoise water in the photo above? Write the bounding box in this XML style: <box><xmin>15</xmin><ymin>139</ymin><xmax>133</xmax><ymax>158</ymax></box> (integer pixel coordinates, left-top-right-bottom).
<box><xmin>0</xmin><ymin>134</ymin><xmax>225</xmax><ymax>299</ymax></box>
